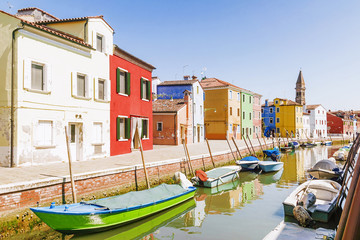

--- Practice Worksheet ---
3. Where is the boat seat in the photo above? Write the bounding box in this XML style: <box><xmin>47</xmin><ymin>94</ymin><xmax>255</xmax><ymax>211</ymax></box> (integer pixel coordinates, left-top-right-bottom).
<box><xmin>307</xmin><ymin>189</ymin><xmax>336</xmax><ymax>202</ymax></box>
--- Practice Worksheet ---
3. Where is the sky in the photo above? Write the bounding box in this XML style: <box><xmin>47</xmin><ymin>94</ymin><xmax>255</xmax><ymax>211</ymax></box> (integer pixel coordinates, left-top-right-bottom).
<box><xmin>1</xmin><ymin>0</ymin><xmax>360</xmax><ymax>111</ymax></box>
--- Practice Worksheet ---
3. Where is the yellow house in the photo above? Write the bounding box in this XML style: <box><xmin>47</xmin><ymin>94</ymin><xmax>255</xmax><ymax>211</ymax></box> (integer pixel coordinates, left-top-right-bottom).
<box><xmin>273</xmin><ymin>98</ymin><xmax>303</xmax><ymax>138</ymax></box>
<box><xmin>200</xmin><ymin>78</ymin><xmax>242</xmax><ymax>140</ymax></box>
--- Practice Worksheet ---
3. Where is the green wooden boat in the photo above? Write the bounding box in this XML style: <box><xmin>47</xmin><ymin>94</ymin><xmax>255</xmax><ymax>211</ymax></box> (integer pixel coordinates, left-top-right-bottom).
<box><xmin>30</xmin><ymin>184</ymin><xmax>196</xmax><ymax>234</ymax></box>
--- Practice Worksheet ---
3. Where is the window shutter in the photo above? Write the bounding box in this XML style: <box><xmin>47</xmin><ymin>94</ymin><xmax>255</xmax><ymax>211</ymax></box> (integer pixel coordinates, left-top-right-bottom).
<box><xmin>116</xmin><ymin>117</ymin><xmax>120</xmax><ymax>140</ymax></box>
<box><xmin>24</xmin><ymin>59</ymin><xmax>31</xmax><ymax>89</ymax></box>
<box><xmin>106</xmin><ymin>79</ymin><xmax>111</xmax><ymax>101</ymax></box>
<box><xmin>94</xmin><ymin>77</ymin><xmax>98</xmax><ymax>99</ymax></box>
<box><xmin>146</xmin><ymin>81</ymin><xmax>151</xmax><ymax>100</ymax></box>
<box><xmin>126</xmin><ymin>72</ymin><xmax>131</xmax><ymax>95</ymax></box>
<box><xmin>116</xmin><ymin>68</ymin><xmax>120</xmax><ymax>93</ymax></box>
<box><xmin>71</xmin><ymin>72</ymin><xmax>77</xmax><ymax>96</ymax></box>
<box><xmin>140</xmin><ymin>78</ymin><xmax>143</xmax><ymax>99</ymax></box>
<box><xmin>87</xmin><ymin>75</ymin><xmax>92</xmax><ymax>98</ymax></box>
<box><xmin>125</xmin><ymin>118</ymin><xmax>130</xmax><ymax>139</ymax></box>
<box><xmin>45</xmin><ymin>63</ymin><xmax>52</xmax><ymax>92</ymax></box>
<box><xmin>34</xmin><ymin>121</ymin><xmax>41</xmax><ymax>146</ymax></box>
<box><xmin>141</xmin><ymin>119</ymin><xmax>145</xmax><ymax>138</ymax></box>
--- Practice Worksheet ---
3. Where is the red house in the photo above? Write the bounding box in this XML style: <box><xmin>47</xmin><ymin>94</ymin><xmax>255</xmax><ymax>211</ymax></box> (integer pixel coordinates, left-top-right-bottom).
<box><xmin>110</xmin><ymin>45</ymin><xmax>156</xmax><ymax>155</ymax></box>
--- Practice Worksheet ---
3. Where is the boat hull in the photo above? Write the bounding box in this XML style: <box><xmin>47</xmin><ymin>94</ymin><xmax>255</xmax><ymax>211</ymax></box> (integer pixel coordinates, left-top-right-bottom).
<box><xmin>197</xmin><ymin>171</ymin><xmax>240</xmax><ymax>188</ymax></box>
<box><xmin>258</xmin><ymin>161</ymin><xmax>284</xmax><ymax>172</ymax></box>
<box><xmin>31</xmin><ymin>187</ymin><xmax>196</xmax><ymax>234</ymax></box>
<box><xmin>308</xmin><ymin>170</ymin><xmax>340</xmax><ymax>180</ymax></box>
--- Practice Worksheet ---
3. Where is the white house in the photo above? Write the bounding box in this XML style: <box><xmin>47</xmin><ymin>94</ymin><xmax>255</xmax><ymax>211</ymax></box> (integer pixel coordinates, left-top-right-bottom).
<box><xmin>0</xmin><ymin>8</ymin><xmax>113</xmax><ymax>166</ymax></box>
<box><xmin>305</xmin><ymin>104</ymin><xmax>328</xmax><ymax>139</ymax></box>
<box><xmin>301</xmin><ymin>113</ymin><xmax>311</xmax><ymax>138</ymax></box>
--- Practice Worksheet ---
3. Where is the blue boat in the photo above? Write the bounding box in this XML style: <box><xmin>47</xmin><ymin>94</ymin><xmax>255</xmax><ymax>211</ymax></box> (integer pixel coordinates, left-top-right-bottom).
<box><xmin>258</xmin><ymin>161</ymin><xmax>284</xmax><ymax>173</ymax></box>
<box><xmin>263</xmin><ymin>147</ymin><xmax>281</xmax><ymax>160</ymax></box>
<box><xmin>235</xmin><ymin>156</ymin><xmax>259</xmax><ymax>171</ymax></box>
<box><xmin>291</xmin><ymin>141</ymin><xmax>300</xmax><ymax>148</ymax></box>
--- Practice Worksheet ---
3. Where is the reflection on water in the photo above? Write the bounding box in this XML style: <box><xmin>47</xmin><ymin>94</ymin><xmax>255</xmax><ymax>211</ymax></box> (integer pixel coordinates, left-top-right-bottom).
<box><xmin>33</xmin><ymin>146</ymin><xmax>343</xmax><ymax>240</ymax></box>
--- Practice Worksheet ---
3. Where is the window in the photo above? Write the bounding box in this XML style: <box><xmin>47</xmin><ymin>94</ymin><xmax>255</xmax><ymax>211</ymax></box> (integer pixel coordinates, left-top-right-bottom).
<box><xmin>98</xmin><ymin>79</ymin><xmax>105</xmax><ymax>100</ymax></box>
<box><xmin>270</xmin><ymin>117</ymin><xmax>273</xmax><ymax>124</ymax></box>
<box><xmin>277</xmin><ymin>128</ymin><xmax>280</xmax><ymax>133</ymax></box>
<box><xmin>197</xmin><ymin>86</ymin><xmax>199</xmax><ymax>94</ymax></box>
<box><xmin>249</xmin><ymin>112</ymin><xmax>251</xmax><ymax>120</ymax></box>
<box><xmin>250</xmin><ymin>128</ymin><xmax>252</xmax><ymax>135</ymax></box>
<box><xmin>142</xmin><ymin>119</ymin><xmax>149</xmax><ymax>139</ymax></box>
<box><xmin>243</xmin><ymin>112</ymin><xmax>245</xmax><ymax>120</ymax></box>
<box><xmin>243</xmin><ymin>95</ymin><xmax>245</xmax><ymax>102</ymax></box>
<box><xmin>269</xmin><ymin>108</ymin><xmax>273</xmax><ymax>114</ymax></box>
<box><xmin>237</xmin><ymin>108</ymin><xmax>240</xmax><ymax>116</ymax></box>
<box><xmin>93</xmin><ymin>122</ymin><xmax>103</xmax><ymax>143</ymax></box>
<box><xmin>276</xmin><ymin>107</ymin><xmax>280</xmax><ymax>113</ymax></box>
<box><xmin>77</xmin><ymin>74</ymin><xmax>86</xmax><ymax>97</ymax></box>
<box><xmin>261</xmin><ymin>108</ymin><xmax>264</xmax><ymax>114</ymax></box>
<box><xmin>276</xmin><ymin>118</ymin><xmax>280</xmax><ymax>123</ymax></box>
<box><xmin>230</xmin><ymin>107</ymin><xmax>232</xmax><ymax>115</ymax></box>
<box><xmin>36</xmin><ymin>120</ymin><xmax>53</xmax><ymax>146</ymax></box>
<box><xmin>229</xmin><ymin>90</ymin><xmax>232</xmax><ymax>99</ymax></box>
<box><xmin>275</xmin><ymin>100</ymin><xmax>279</xmax><ymax>104</ymax></box>
<box><xmin>141</xmin><ymin>78</ymin><xmax>151</xmax><ymax>100</ymax></box>
<box><xmin>237</xmin><ymin>93</ymin><xmax>240</xmax><ymax>101</ymax></box>
<box><xmin>70</xmin><ymin>124</ymin><xmax>75</xmax><ymax>143</ymax></box>
<box><xmin>157</xmin><ymin>122</ymin><xmax>163</xmax><ymax>131</ymax></box>
<box><xmin>117</xmin><ymin>68</ymin><xmax>130</xmax><ymax>95</ymax></box>
<box><xmin>96</xmin><ymin>34</ymin><xmax>103</xmax><ymax>52</ymax></box>
<box><xmin>229</xmin><ymin>124</ymin><xmax>233</xmax><ymax>133</ymax></box>
<box><xmin>200</xmin><ymin>105</ymin><xmax>202</xmax><ymax>116</ymax></box>
<box><xmin>117</xmin><ymin>117</ymin><xmax>130</xmax><ymax>140</ymax></box>
<box><xmin>31</xmin><ymin>63</ymin><xmax>44</xmax><ymax>90</ymax></box>
<box><xmin>237</xmin><ymin>125</ymin><xmax>240</xmax><ymax>133</ymax></box>
<box><xmin>249</xmin><ymin>96</ymin><xmax>252</xmax><ymax>103</ymax></box>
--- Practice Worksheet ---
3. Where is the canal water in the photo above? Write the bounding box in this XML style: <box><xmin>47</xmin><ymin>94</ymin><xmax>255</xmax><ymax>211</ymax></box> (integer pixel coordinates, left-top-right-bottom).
<box><xmin>16</xmin><ymin>146</ymin><xmax>343</xmax><ymax>240</ymax></box>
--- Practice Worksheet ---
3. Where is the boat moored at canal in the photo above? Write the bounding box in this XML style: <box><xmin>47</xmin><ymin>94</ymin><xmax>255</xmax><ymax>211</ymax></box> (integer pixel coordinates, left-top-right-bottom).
<box><xmin>307</xmin><ymin>159</ymin><xmax>342</xmax><ymax>181</ymax></box>
<box><xmin>258</xmin><ymin>161</ymin><xmax>284</xmax><ymax>173</ymax></box>
<box><xmin>236</xmin><ymin>156</ymin><xmax>259</xmax><ymax>171</ymax></box>
<box><xmin>191</xmin><ymin>166</ymin><xmax>241</xmax><ymax>188</ymax></box>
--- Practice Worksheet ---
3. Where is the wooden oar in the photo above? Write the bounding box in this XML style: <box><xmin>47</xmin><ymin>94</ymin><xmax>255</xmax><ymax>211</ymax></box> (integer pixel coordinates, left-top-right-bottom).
<box><xmin>64</xmin><ymin>126</ymin><xmax>77</xmax><ymax>203</ymax></box>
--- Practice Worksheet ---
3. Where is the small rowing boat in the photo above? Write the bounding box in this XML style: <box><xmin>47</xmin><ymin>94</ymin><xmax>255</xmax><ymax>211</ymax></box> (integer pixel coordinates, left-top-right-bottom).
<box><xmin>263</xmin><ymin>147</ymin><xmax>281</xmax><ymax>160</ymax></box>
<box><xmin>191</xmin><ymin>166</ymin><xmax>241</xmax><ymax>188</ymax></box>
<box><xmin>258</xmin><ymin>160</ymin><xmax>284</xmax><ymax>173</ymax></box>
<box><xmin>235</xmin><ymin>156</ymin><xmax>259</xmax><ymax>171</ymax></box>
<box><xmin>282</xmin><ymin>179</ymin><xmax>341</xmax><ymax>222</ymax></box>
<box><xmin>307</xmin><ymin>159</ymin><xmax>342</xmax><ymax>181</ymax></box>
<box><xmin>30</xmin><ymin>175</ymin><xmax>196</xmax><ymax>234</ymax></box>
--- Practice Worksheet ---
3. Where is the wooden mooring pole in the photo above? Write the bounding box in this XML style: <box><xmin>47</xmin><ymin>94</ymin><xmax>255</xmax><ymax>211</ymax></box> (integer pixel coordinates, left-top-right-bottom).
<box><xmin>256</xmin><ymin>133</ymin><xmax>264</xmax><ymax>153</ymax></box>
<box><xmin>206</xmin><ymin>138</ymin><xmax>216</xmax><ymax>168</ymax></box>
<box><xmin>137</xmin><ymin>129</ymin><xmax>150</xmax><ymax>189</ymax></box>
<box><xmin>183</xmin><ymin>139</ymin><xmax>194</xmax><ymax>176</ymax></box>
<box><xmin>64</xmin><ymin>126</ymin><xmax>77</xmax><ymax>203</ymax></box>
<box><xmin>247</xmin><ymin>133</ymin><xmax>256</xmax><ymax>156</ymax></box>
<box><xmin>244</xmin><ymin>136</ymin><xmax>253</xmax><ymax>156</ymax></box>
<box><xmin>232</xmin><ymin>137</ymin><xmax>242</xmax><ymax>159</ymax></box>
<box><xmin>226</xmin><ymin>137</ymin><xmax>237</xmax><ymax>161</ymax></box>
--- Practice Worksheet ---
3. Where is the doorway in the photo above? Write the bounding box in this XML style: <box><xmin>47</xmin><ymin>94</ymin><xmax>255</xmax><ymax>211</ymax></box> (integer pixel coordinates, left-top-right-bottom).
<box><xmin>197</xmin><ymin>125</ymin><xmax>201</xmax><ymax>142</ymax></box>
<box><xmin>68</xmin><ymin>123</ymin><xmax>83</xmax><ymax>161</ymax></box>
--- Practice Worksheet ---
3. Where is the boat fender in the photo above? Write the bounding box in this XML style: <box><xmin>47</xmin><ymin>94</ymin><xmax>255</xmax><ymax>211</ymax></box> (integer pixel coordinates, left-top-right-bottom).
<box><xmin>174</xmin><ymin>172</ymin><xmax>193</xmax><ymax>189</ymax></box>
<box><xmin>293</xmin><ymin>205</ymin><xmax>314</xmax><ymax>227</ymax></box>
<box><xmin>195</xmin><ymin>170</ymin><xmax>208</xmax><ymax>182</ymax></box>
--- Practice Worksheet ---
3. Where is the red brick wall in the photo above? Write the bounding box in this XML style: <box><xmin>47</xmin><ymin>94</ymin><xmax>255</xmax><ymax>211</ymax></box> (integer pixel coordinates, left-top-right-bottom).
<box><xmin>153</xmin><ymin>114</ymin><xmax>177</xmax><ymax>145</ymax></box>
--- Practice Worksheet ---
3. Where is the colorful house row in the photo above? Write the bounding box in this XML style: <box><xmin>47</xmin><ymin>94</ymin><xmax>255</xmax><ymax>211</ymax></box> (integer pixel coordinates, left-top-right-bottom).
<box><xmin>0</xmin><ymin>8</ymin><xmax>155</xmax><ymax>167</ymax></box>
<box><xmin>327</xmin><ymin>111</ymin><xmax>360</xmax><ymax>136</ymax></box>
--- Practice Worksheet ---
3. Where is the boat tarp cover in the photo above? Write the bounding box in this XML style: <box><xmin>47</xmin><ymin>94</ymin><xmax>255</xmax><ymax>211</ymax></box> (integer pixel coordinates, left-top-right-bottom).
<box><xmin>312</xmin><ymin>160</ymin><xmax>337</xmax><ymax>171</ymax></box>
<box><xmin>206</xmin><ymin>168</ymin><xmax>236</xmax><ymax>179</ymax></box>
<box><xmin>84</xmin><ymin>184</ymin><xmax>187</xmax><ymax>210</ymax></box>
<box><xmin>241</xmin><ymin>156</ymin><xmax>259</xmax><ymax>161</ymax></box>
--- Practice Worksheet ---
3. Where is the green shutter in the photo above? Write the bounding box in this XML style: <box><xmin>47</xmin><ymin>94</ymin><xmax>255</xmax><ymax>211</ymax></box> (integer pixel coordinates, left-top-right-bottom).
<box><xmin>125</xmin><ymin>118</ymin><xmax>130</xmax><ymax>139</ymax></box>
<box><xmin>140</xmin><ymin>78</ymin><xmax>143</xmax><ymax>99</ymax></box>
<box><xmin>116</xmin><ymin>68</ymin><xmax>120</xmax><ymax>93</ymax></box>
<box><xmin>116</xmin><ymin>117</ymin><xmax>121</xmax><ymax>140</ymax></box>
<box><xmin>146</xmin><ymin>81</ymin><xmax>151</xmax><ymax>100</ymax></box>
<box><xmin>126</xmin><ymin>72</ymin><xmax>131</xmax><ymax>95</ymax></box>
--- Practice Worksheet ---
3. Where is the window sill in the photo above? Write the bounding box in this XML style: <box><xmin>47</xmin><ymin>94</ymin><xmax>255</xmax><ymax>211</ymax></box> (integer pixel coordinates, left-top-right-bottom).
<box><xmin>117</xmin><ymin>139</ymin><xmax>129</xmax><ymax>142</ymax></box>
<box><xmin>25</xmin><ymin>88</ymin><xmax>51</xmax><ymax>95</ymax></box>
<box><xmin>34</xmin><ymin>145</ymin><xmax>56</xmax><ymax>149</ymax></box>
<box><xmin>118</xmin><ymin>93</ymin><xmax>129</xmax><ymax>97</ymax></box>
<box><xmin>142</xmin><ymin>137</ymin><xmax>149</xmax><ymax>140</ymax></box>
<box><xmin>92</xmin><ymin>143</ymin><xmax>105</xmax><ymax>146</ymax></box>
<box><xmin>72</xmin><ymin>95</ymin><xmax>92</xmax><ymax>101</ymax></box>
<box><xmin>142</xmin><ymin>99</ymin><xmax>150</xmax><ymax>102</ymax></box>
<box><xmin>94</xmin><ymin>98</ymin><xmax>110</xmax><ymax>103</ymax></box>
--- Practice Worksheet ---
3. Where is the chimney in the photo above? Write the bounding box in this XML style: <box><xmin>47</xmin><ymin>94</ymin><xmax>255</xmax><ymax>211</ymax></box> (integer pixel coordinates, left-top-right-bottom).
<box><xmin>265</xmin><ymin>99</ymin><xmax>268</xmax><ymax>107</ymax></box>
<box><xmin>183</xmin><ymin>75</ymin><xmax>191</xmax><ymax>80</ymax></box>
<box><xmin>183</xmin><ymin>90</ymin><xmax>191</xmax><ymax>121</ymax></box>
<box><xmin>192</xmin><ymin>75</ymin><xmax>198</xmax><ymax>80</ymax></box>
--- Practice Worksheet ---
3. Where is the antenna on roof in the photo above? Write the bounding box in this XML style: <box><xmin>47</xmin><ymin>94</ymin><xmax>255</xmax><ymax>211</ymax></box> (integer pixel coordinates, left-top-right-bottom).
<box><xmin>7</xmin><ymin>1</ymin><xmax>13</xmax><ymax>10</ymax></box>
<box><xmin>183</xmin><ymin>65</ymin><xmax>189</xmax><ymax>76</ymax></box>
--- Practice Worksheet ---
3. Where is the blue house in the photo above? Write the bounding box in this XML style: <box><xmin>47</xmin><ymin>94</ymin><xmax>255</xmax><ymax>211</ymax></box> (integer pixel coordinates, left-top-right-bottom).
<box><xmin>261</xmin><ymin>99</ymin><xmax>276</xmax><ymax>137</ymax></box>
<box><xmin>156</xmin><ymin>76</ymin><xmax>204</xmax><ymax>143</ymax></box>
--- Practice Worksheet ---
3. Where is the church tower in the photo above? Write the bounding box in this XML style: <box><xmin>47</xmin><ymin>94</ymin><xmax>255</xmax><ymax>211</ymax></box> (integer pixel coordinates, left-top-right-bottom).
<box><xmin>295</xmin><ymin>70</ymin><xmax>305</xmax><ymax>105</ymax></box>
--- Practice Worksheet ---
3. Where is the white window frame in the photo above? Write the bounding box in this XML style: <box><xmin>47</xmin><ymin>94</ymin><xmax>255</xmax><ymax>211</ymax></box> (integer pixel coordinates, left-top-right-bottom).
<box><xmin>276</xmin><ymin>107</ymin><xmax>280</xmax><ymax>113</ymax></box>
<box><xmin>229</xmin><ymin>124</ymin><xmax>233</xmax><ymax>133</ymax></box>
<box><xmin>117</xmin><ymin>115</ymin><xmax>128</xmax><ymax>141</ymax></box>
<box><xmin>269</xmin><ymin>108</ymin><xmax>273</xmax><ymax>114</ymax></box>
<box><xmin>229</xmin><ymin>90</ymin><xmax>232</xmax><ymax>99</ymax></box>
<box><xmin>72</xmin><ymin>72</ymin><xmax>91</xmax><ymax>99</ymax></box>
<box><xmin>276</xmin><ymin>118</ymin><xmax>280</xmax><ymax>123</ymax></box>
<box><xmin>270</xmin><ymin>117</ymin><xmax>273</xmax><ymax>124</ymax></box>
<box><xmin>96</xmin><ymin>33</ymin><xmax>105</xmax><ymax>53</ymax></box>
<box><xmin>157</xmin><ymin>122</ymin><xmax>163</xmax><ymax>131</ymax></box>
<box><xmin>141</xmin><ymin>77</ymin><xmax>150</xmax><ymax>101</ymax></box>
<box><xmin>237</xmin><ymin>92</ymin><xmax>240</xmax><ymax>101</ymax></box>
<box><xmin>94</xmin><ymin>77</ymin><xmax>110</xmax><ymax>101</ymax></box>
<box><xmin>117</xmin><ymin>67</ymin><xmax>128</xmax><ymax>96</ymax></box>
<box><xmin>92</xmin><ymin>122</ymin><xmax>103</xmax><ymax>144</ymax></box>
<box><xmin>142</xmin><ymin>118</ymin><xmax>149</xmax><ymax>139</ymax></box>
<box><xmin>24</xmin><ymin>58</ymin><xmax>52</xmax><ymax>94</ymax></box>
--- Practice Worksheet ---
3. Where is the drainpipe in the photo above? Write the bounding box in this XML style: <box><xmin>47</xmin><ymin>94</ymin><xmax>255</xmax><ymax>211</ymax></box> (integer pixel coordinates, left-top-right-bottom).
<box><xmin>84</xmin><ymin>18</ymin><xmax>89</xmax><ymax>42</ymax></box>
<box><xmin>10</xmin><ymin>25</ymin><xmax>24</xmax><ymax>167</ymax></box>
<box><xmin>174</xmin><ymin>113</ymin><xmax>177</xmax><ymax>145</ymax></box>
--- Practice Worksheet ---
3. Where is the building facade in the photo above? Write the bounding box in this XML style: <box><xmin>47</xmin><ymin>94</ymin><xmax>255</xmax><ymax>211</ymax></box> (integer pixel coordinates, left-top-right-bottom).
<box><xmin>301</xmin><ymin>113</ymin><xmax>311</xmax><ymax>138</ymax></box>
<box><xmin>241</xmin><ymin>91</ymin><xmax>254</xmax><ymax>139</ymax></box>
<box><xmin>253</xmin><ymin>93</ymin><xmax>262</xmax><ymax>138</ymax></box>
<box><xmin>157</xmin><ymin>77</ymin><xmax>204</xmax><ymax>143</ymax></box>
<box><xmin>0</xmin><ymin>8</ymin><xmax>113</xmax><ymax>166</ymax></box>
<box><xmin>261</xmin><ymin>100</ymin><xmax>276</xmax><ymax>137</ymax></box>
<box><xmin>153</xmin><ymin>91</ymin><xmax>193</xmax><ymax>145</ymax></box>
<box><xmin>110</xmin><ymin>46</ymin><xmax>155</xmax><ymax>156</ymax></box>
<box><xmin>305</xmin><ymin>105</ymin><xmax>327</xmax><ymax>138</ymax></box>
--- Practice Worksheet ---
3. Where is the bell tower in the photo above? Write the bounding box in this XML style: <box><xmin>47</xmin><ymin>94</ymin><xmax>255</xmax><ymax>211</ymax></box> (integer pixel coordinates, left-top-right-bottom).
<box><xmin>295</xmin><ymin>70</ymin><xmax>305</xmax><ymax>105</ymax></box>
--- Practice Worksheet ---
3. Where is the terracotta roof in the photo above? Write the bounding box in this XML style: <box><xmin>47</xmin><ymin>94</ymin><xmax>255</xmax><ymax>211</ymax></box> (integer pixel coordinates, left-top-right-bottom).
<box><xmin>0</xmin><ymin>10</ymin><xmax>92</xmax><ymax>49</ymax></box>
<box><xmin>17</xmin><ymin>7</ymin><xmax>59</xmax><ymax>20</ymax></box>
<box><xmin>306</xmin><ymin>104</ymin><xmax>321</xmax><ymax>110</ymax></box>
<box><xmin>274</xmin><ymin>98</ymin><xmax>301</xmax><ymax>106</ymax></box>
<box><xmin>37</xmin><ymin>15</ymin><xmax>114</xmax><ymax>31</ymax></box>
<box><xmin>113</xmin><ymin>45</ymin><xmax>155</xmax><ymax>71</ymax></box>
<box><xmin>158</xmin><ymin>80</ymin><xmax>198</xmax><ymax>86</ymax></box>
<box><xmin>200</xmin><ymin>78</ymin><xmax>242</xmax><ymax>90</ymax></box>
<box><xmin>303</xmin><ymin>112</ymin><xmax>310</xmax><ymax>115</ymax></box>
<box><xmin>261</xmin><ymin>101</ymin><xmax>274</xmax><ymax>107</ymax></box>
<box><xmin>153</xmin><ymin>99</ymin><xmax>186</xmax><ymax>112</ymax></box>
